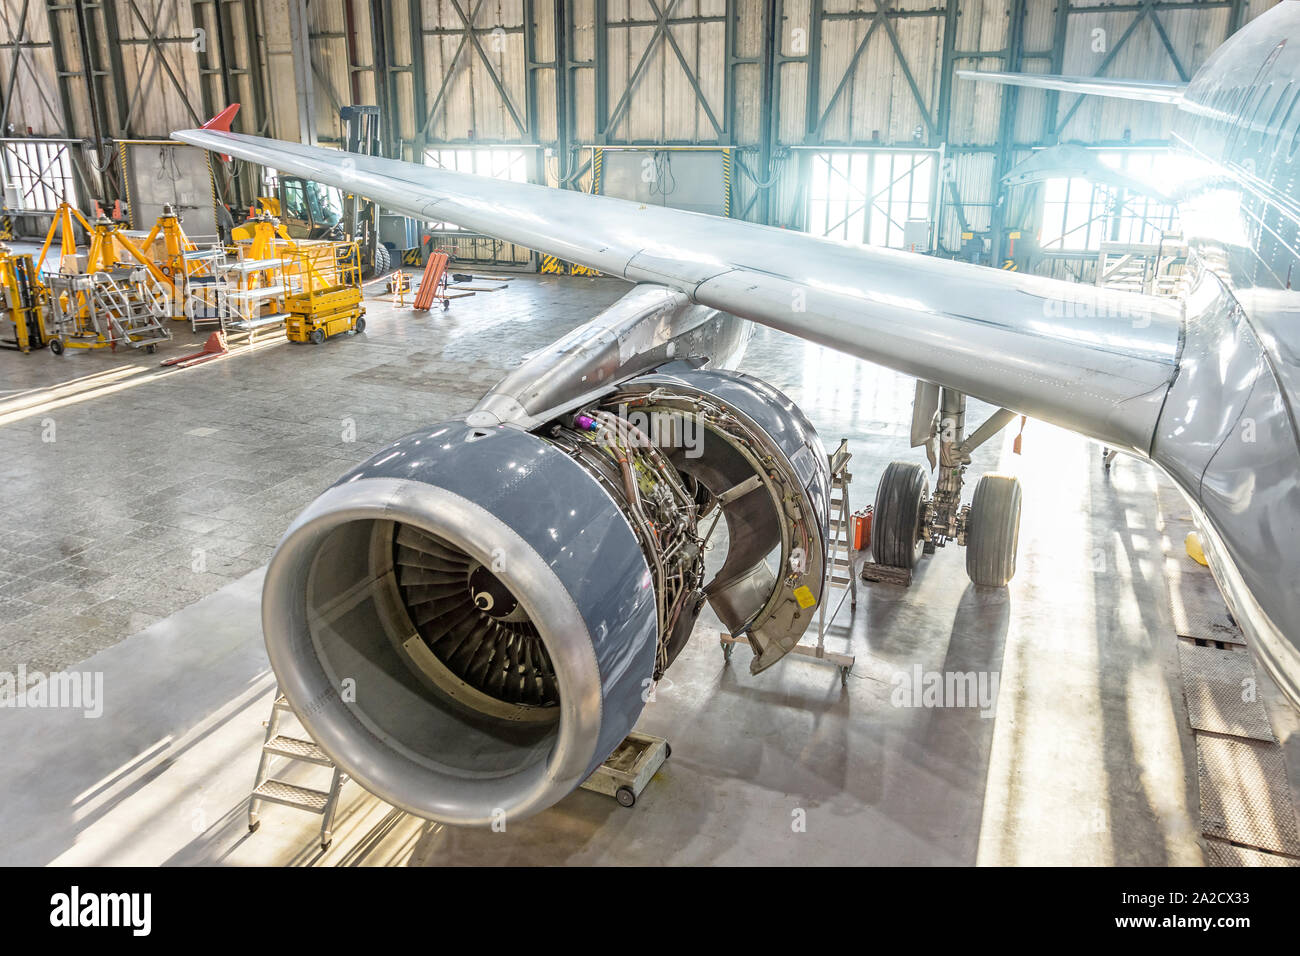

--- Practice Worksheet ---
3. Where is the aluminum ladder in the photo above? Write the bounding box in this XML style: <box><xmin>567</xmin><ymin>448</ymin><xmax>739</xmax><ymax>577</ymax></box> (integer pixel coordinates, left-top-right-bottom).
<box><xmin>92</xmin><ymin>270</ymin><xmax>171</xmax><ymax>350</ymax></box>
<box><xmin>720</xmin><ymin>438</ymin><xmax>857</xmax><ymax>684</ymax></box>
<box><xmin>248</xmin><ymin>691</ymin><xmax>348</xmax><ymax>850</ymax></box>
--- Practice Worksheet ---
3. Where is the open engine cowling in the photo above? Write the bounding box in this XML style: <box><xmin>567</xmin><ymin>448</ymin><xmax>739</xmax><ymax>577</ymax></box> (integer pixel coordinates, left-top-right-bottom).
<box><xmin>262</xmin><ymin>422</ymin><xmax>658</xmax><ymax>826</ymax></box>
<box><xmin>261</xmin><ymin>365</ymin><xmax>830</xmax><ymax>826</ymax></box>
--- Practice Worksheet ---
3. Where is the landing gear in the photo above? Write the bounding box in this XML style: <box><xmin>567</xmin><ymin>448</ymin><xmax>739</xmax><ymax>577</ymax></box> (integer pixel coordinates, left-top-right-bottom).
<box><xmin>869</xmin><ymin>384</ymin><xmax>1024</xmax><ymax>587</ymax></box>
<box><xmin>965</xmin><ymin>474</ymin><xmax>1022</xmax><ymax>587</ymax></box>
<box><xmin>872</xmin><ymin>461</ymin><xmax>929</xmax><ymax>568</ymax></box>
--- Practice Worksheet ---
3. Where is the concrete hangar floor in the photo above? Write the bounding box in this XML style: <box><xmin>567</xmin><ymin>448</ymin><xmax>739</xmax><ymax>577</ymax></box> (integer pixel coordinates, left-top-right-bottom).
<box><xmin>0</xmin><ymin>270</ymin><xmax>1297</xmax><ymax>866</ymax></box>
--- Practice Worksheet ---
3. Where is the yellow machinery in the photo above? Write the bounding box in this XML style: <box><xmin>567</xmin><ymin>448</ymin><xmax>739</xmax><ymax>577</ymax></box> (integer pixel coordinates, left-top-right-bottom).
<box><xmin>36</xmin><ymin>203</ymin><xmax>172</xmax><ymax>353</ymax></box>
<box><xmin>0</xmin><ymin>245</ymin><xmax>53</xmax><ymax>353</ymax></box>
<box><xmin>37</xmin><ymin>202</ymin><xmax>170</xmax><ymax>288</ymax></box>
<box><xmin>231</xmin><ymin>208</ymin><xmax>292</xmax><ymax>260</ymax></box>
<box><xmin>136</xmin><ymin>203</ymin><xmax>224</xmax><ymax>297</ymax></box>
<box><xmin>284</xmin><ymin>241</ymin><xmax>365</xmax><ymax>344</ymax></box>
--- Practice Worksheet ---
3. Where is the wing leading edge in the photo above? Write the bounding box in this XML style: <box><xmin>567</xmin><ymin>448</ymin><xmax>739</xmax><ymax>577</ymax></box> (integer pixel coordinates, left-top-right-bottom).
<box><xmin>174</xmin><ymin>124</ymin><xmax>1184</xmax><ymax>455</ymax></box>
<box><xmin>957</xmin><ymin>70</ymin><xmax>1187</xmax><ymax>104</ymax></box>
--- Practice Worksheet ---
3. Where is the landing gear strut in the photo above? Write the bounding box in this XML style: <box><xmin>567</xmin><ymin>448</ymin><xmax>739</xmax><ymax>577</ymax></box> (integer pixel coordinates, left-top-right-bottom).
<box><xmin>871</xmin><ymin>384</ymin><xmax>1023</xmax><ymax>587</ymax></box>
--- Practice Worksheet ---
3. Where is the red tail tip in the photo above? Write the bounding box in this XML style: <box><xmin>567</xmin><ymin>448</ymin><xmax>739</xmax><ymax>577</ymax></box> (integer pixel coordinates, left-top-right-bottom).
<box><xmin>201</xmin><ymin>104</ymin><xmax>240</xmax><ymax>133</ymax></box>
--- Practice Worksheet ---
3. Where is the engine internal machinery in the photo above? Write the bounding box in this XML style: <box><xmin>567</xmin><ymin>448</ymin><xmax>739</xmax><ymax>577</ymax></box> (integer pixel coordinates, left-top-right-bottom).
<box><xmin>261</xmin><ymin>365</ymin><xmax>830</xmax><ymax>826</ymax></box>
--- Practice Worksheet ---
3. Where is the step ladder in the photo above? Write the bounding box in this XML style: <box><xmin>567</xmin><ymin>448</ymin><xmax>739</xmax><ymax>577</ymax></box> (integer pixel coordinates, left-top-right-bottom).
<box><xmin>721</xmin><ymin>438</ymin><xmax>857</xmax><ymax>684</ymax></box>
<box><xmin>95</xmin><ymin>269</ymin><xmax>172</xmax><ymax>349</ymax></box>
<box><xmin>248</xmin><ymin>691</ymin><xmax>348</xmax><ymax>850</ymax></box>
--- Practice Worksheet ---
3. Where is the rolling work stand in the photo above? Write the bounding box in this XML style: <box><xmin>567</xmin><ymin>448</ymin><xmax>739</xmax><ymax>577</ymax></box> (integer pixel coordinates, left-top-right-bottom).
<box><xmin>720</xmin><ymin>438</ymin><xmax>858</xmax><ymax>685</ymax></box>
<box><xmin>580</xmin><ymin>732</ymin><xmax>671</xmax><ymax>808</ymax></box>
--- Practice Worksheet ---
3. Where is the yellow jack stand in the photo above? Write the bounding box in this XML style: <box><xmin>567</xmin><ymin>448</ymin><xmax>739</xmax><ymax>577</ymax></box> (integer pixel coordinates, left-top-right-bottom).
<box><xmin>37</xmin><ymin>202</ymin><xmax>170</xmax><ymax>289</ymax></box>
<box><xmin>138</xmin><ymin>203</ymin><xmax>197</xmax><ymax>291</ymax></box>
<box><xmin>231</xmin><ymin>213</ymin><xmax>292</xmax><ymax>261</ymax></box>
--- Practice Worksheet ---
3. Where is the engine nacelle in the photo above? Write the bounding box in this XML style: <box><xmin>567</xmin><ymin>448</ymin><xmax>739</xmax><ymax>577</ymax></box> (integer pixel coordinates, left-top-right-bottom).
<box><xmin>261</xmin><ymin>366</ymin><xmax>829</xmax><ymax>826</ymax></box>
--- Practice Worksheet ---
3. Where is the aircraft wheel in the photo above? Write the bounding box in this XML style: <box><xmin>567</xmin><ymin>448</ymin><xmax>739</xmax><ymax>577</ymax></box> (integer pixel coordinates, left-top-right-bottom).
<box><xmin>965</xmin><ymin>474</ymin><xmax>1022</xmax><ymax>587</ymax></box>
<box><xmin>872</xmin><ymin>460</ymin><xmax>929</xmax><ymax>568</ymax></box>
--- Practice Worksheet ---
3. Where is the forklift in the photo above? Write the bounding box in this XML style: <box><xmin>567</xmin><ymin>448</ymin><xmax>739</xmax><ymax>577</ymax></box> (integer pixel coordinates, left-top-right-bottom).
<box><xmin>265</xmin><ymin>106</ymin><xmax>391</xmax><ymax>278</ymax></box>
<box><xmin>0</xmin><ymin>245</ymin><xmax>52</xmax><ymax>353</ymax></box>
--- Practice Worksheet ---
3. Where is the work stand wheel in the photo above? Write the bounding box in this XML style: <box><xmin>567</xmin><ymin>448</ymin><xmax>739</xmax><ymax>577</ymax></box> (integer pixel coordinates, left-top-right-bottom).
<box><xmin>49</xmin><ymin>337</ymin><xmax>64</xmax><ymax>356</ymax></box>
<box><xmin>441</xmin><ymin>299</ymin><xmax>450</xmax><ymax>311</ymax></box>
<box><xmin>615</xmin><ymin>786</ymin><xmax>636</xmax><ymax>808</ymax></box>
<box><xmin>354</xmin><ymin>317</ymin><xmax>366</xmax><ymax>334</ymax></box>
<box><xmin>839</xmin><ymin>665</ymin><xmax>850</xmax><ymax>688</ymax></box>
<box><xmin>248</xmin><ymin>818</ymin><xmax>260</xmax><ymax>834</ymax></box>
<box><xmin>721</xmin><ymin>640</ymin><xmax>733</xmax><ymax>662</ymax></box>
<box><xmin>664</xmin><ymin>742</ymin><xmax>672</xmax><ymax>759</ymax></box>
<box><xmin>145</xmin><ymin>344</ymin><xmax>156</xmax><ymax>354</ymax></box>
<box><xmin>309</xmin><ymin>328</ymin><xmax>325</xmax><ymax>345</ymax></box>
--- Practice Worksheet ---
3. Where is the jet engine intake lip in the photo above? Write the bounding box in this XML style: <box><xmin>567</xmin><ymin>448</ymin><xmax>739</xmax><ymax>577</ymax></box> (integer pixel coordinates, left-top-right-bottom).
<box><xmin>261</xmin><ymin>475</ymin><xmax>605</xmax><ymax>825</ymax></box>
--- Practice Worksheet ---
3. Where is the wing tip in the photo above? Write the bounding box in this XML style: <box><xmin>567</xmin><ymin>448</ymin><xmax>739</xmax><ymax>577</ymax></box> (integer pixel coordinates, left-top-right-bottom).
<box><xmin>200</xmin><ymin>103</ymin><xmax>240</xmax><ymax>132</ymax></box>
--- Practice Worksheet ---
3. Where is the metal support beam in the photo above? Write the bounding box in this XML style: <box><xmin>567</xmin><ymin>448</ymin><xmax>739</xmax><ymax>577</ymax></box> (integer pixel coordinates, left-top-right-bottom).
<box><xmin>989</xmin><ymin>0</ymin><xmax>1027</xmax><ymax>267</ymax></box>
<box><xmin>287</xmin><ymin>0</ymin><xmax>316</xmax><ymax>145</ymax></box>
<box><xmin>935</xmin><ymin>0</ymin><xmax>970</xmax><ymax>237</ymax></box>
<box><xmin>369</xmin><ymin>0</ymin><xmax>397</xmax><ymax>155</ymax></box>
<box><xmin>755</xmin><ymin>0</ymin><xmax>776</xmax><ymax>223</ymax></box>
<box><xmin>409</xmin><ymin>0</ymin><xmax>429</xmax><ymax>160</ymax></box>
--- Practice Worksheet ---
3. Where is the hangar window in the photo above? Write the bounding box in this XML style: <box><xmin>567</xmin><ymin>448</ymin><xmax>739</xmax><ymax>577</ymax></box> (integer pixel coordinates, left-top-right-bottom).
<box><xmin>423</xmin><ymin>147</ymin><xmax>528</xmax><ymax>232</ymax></box>
<box><xmin>805</xmin><ymin>149</ymin><xmax>936</xmax><ymax>249</ymax></box>
<box><xmin>2</xmin><ymin>139</ymin><xmax>76</xmax><ymax>213</ymax></box>
<box><xmin>1038</xmin><ymin>149</ymin><xmax>1186</xmax><ymax>251</ymax></box>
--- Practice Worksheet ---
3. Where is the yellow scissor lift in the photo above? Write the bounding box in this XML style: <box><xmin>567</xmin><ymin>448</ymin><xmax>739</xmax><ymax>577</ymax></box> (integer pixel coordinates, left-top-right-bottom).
<box><xmin>283</xmin><ymin>241</ymin><xmax>365</xmax><ymax>344</ymax></box>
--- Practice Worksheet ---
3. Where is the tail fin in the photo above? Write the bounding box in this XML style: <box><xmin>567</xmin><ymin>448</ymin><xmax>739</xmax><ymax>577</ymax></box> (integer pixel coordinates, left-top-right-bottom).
<box><xmin>958</xmin><ymin>71</ymin><xmax>1185</xmax><ymax>105</ymax></box>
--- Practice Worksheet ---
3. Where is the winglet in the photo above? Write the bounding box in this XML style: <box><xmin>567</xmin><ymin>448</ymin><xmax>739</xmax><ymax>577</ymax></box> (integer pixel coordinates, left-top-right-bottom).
<box><xmin>199</xmin><ymin>104</ymin><xmax>240</xmax><ymax>162</ymax></box>
<box><xmin>201</xmin><ymin>104</ymin><xmax>240</xmax><ymax>132</ymax></box>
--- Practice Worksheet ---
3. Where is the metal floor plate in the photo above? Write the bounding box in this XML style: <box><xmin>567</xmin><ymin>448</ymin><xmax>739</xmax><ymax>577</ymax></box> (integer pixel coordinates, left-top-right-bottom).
<box><xmin>1204</xmin><ymin>838</ymin><xmax>1300</xmax><ymax>867</ymax></box>
<box><xmin>1177</xmin><ymin>642</ymin><xmax>1275</xmax><ymax>742</ymax></box>
<box><xmin>1168</xmin><ymin>564</ymin><xmax>1247</xmax><ymax>645</ymax></box>
<box><xmin>1197</xmin><ymin>734</ymin><xmax>1300</xmax><ymax>856</ymax></box>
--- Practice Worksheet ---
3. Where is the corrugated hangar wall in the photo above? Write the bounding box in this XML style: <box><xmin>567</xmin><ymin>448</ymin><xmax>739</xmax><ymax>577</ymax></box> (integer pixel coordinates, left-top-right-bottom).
<box><xmin>0</xmin><ymin>0</ymin><xmax>1281</xmax><ymax>268</ymax></box>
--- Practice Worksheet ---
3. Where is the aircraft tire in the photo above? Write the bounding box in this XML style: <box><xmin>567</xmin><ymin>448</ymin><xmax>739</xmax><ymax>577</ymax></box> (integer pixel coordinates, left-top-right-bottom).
<box><xmin>965</xmin><ymin>474</ymin><xmax>1022</xmax><ymax>587</ymax></box>
<box><xmin>872</xmin><ymin>460</ymin><xmax>929</xmax><ymax>569</ymax></box>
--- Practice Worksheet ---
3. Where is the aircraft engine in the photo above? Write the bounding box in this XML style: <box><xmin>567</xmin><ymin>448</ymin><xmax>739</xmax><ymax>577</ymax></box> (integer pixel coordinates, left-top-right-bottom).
<box><xmin>261</xmin><ymin>365</ymin><xmax>829</xmax><ymax>826</ymax></box>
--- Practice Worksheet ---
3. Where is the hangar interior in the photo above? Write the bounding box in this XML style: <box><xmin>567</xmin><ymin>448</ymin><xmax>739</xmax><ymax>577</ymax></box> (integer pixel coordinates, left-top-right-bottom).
<box><xmin>0</xmin><ymin>0</ymin><xmax>1298</xmax><ymax>867</ymax></box>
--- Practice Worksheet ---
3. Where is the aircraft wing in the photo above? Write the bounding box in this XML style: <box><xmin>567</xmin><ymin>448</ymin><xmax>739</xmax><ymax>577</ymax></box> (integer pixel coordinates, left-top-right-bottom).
<box><xmin>957</xmin><ymin>70</ymin><xmax>1187</xmax><ymax>104</ymax></box>
<box><xmin>173</xmin><ymin>125</ymin><xmax>1184</xmax><ymax>455</ymax></box>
